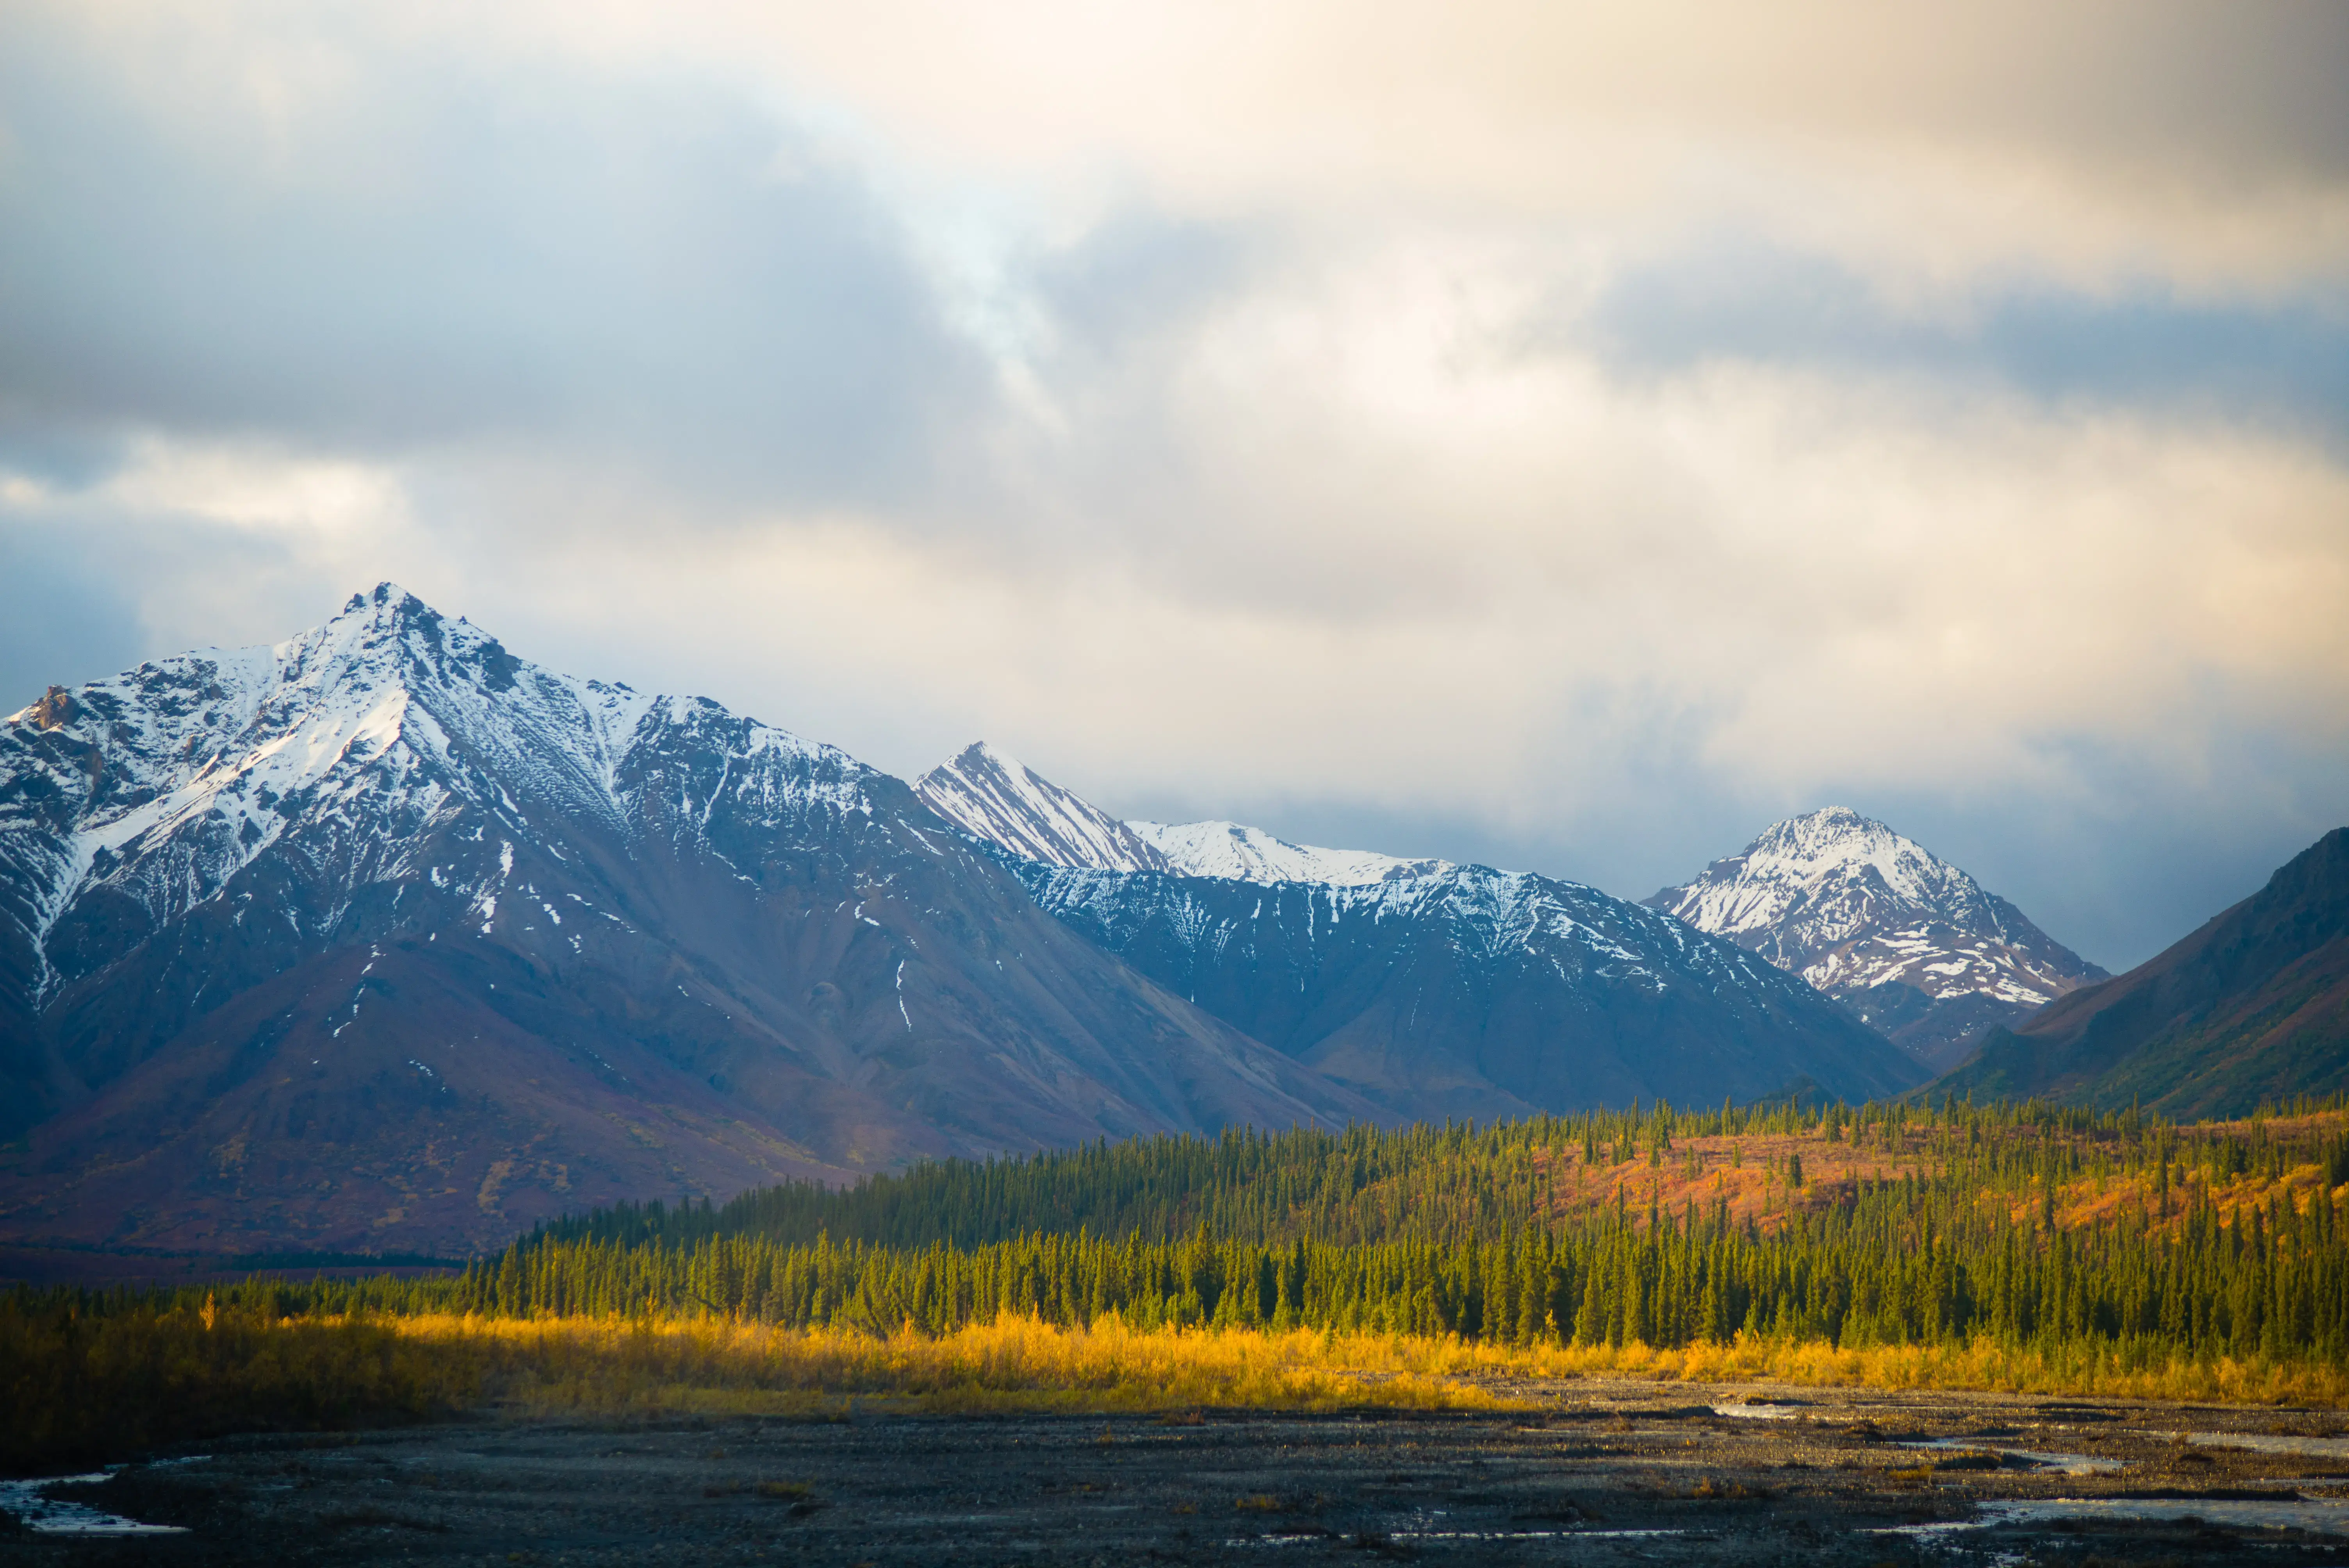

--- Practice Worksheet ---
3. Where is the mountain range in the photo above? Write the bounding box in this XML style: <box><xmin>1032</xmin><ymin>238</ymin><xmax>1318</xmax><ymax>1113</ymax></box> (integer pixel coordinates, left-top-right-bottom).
<box><xmin>0</xmin><ymin>589</ymin><xmax>1916</xmax><ymax>1257</ymax></box>
<box><xmin>2</xmin><ymin>586</ymin><xmax>2335</xmax><ymax>1260</ymax></box>
<box><xmin>917</xmin><ymin>745</ymin><xmax>1921</xmax><ymax>1120</ymax></box>
<box><xmin>1645</xmin><ymin>808</ymin><xmax>2108</xmax><ymax>1069</ymax></box>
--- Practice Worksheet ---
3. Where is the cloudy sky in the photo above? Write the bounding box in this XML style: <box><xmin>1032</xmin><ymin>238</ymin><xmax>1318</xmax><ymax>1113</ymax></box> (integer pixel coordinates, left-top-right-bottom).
<box><xmin>4</xmin><ymin>1</ymin><xmax>2345</xmax><ymax>969</ymax></box>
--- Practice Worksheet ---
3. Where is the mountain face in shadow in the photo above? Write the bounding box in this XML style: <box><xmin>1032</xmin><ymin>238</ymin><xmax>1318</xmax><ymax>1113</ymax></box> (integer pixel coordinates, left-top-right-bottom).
<box><xmin>1936</xmin><ymin>828</ymin><xmax>2349</xmax><ymax>1116</ymax></box>
<box><xmin>1019</xmin><ymin>863</ymin><xmax>1930</xmax><ymax>1117</ymax></box>
<box><xmin>919</xmin><ymin>752</ymin><xmax>1927</xmax><ymax>1118</ymax></box>
<box><xmin>0</xmin><ymin>587</ymin><xmax>1373</xmax><ymax>1255</ymax></box>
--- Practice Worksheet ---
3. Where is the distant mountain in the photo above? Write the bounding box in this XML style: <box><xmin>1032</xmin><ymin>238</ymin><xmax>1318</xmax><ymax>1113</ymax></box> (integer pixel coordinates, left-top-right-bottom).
<box><xmin>0</xmin><ymin>587</ymin><xmax>1373</xmax><ymax>1255</ymax></box>
<box><xmin>1646</xmin><ymin>808</ymin><xmax>2106</xmax><ymax>1069</ymax></box>
<box><xmin>1937</xmin><ymin>828</ymin><xmax>2349</xmax><ymax>1116</ymax></box>
<box><xmin>914</xmin><ymin>743</ymin><xmax>1449</xmax><ymax>885</ymax></box>
<box><xmin>920</xmin><ymin>752</ymin><xmax>1927</xmax><ymax>1116</ymax></box>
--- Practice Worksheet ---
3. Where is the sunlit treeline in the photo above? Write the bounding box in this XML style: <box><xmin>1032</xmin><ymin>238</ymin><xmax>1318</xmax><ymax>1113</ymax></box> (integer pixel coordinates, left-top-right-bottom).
<box><xmin>450</xmin><ymin>1155</ymin><xmax>2349</xmax><ymax>1365</ymax></box>
<box><xmin>20</xmin><ymin>1124</ymin><xmax>2341</xmax><ymax>1368</ymax></box>
<box><xmin>12</xmin><ymin>1094</ymin><xmax>2349</xmax><ymax>1438</ymax></box>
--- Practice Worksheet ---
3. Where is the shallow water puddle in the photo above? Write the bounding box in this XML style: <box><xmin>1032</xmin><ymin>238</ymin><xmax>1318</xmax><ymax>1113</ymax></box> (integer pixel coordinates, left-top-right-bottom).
<box><xmin>0</xmin><ymin>1472</ymin><xmax>189</xmax><ymax>1536</ymax></box>
<box><xmin>2186</xmin><ymin>1431</ymin><xmax>2349</xmax><ymax>1461</ymax></box>
<box><xmin>1880</xmin><ymin>1494</ymin><xmax>2349</xmax><ymax>1539</ymax></box>
<box><xmin>1711</xmin><ymin>1402</ymin><xmax>1801</xmax><ymax>1420</ymax></box>
<box><xmin>1901</xmin><ymin>1436</ymin><xmax>2124</xmax><ymax>1475</ymax></box>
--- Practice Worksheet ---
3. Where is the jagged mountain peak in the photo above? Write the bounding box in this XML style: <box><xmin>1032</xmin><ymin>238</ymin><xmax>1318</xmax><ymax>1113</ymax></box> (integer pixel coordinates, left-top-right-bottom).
<box><xmin>916</xmin><ymin>742</ymin><xmax>1169</xmax><ymax>873</ymax></box>
<box><xmin>1750</xmin><ymin>805</ymin><xmax>1890</xmax><ymax>857</ymax></box>
<box><xmin>1681</xmin><ymin>807</ymin><xmax>1995</xmax><ymax>935</ymax></box>
<box><xmin>333</xmin><ymin>579</ymin><xmax>437</xmax><ymax>629</ymax></box>
<box><xmin>1648</xmin><ymin>808</ymin><xmax>2106</xmax><ymax>1068</ymax></box>
<box><xmin>0</xmin><ymin>586</ymin><xmax>889</xmax><ymax>1009</ymax></box>
<box><xmin>917</xmin><ymin>745</ymin><xmax>1452</xmax><ymax>887</ymax></box>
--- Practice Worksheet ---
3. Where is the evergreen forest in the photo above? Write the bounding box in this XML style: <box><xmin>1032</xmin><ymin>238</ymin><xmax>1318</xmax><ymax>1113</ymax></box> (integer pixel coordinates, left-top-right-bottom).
<box><xmin>34</xmin><ymin>1096</ymin><xmax>2349</xmax><ymax>1367</ymax></box>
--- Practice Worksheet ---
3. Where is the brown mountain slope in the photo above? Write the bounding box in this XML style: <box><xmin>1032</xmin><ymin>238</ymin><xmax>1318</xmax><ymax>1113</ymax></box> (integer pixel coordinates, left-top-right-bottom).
<box><xmin>1935</xmin><ymin>828</ymin><xmax>2349</xmax><ymax>1116</ymax></box>
<box><xmin>0</xmin><ymin>942</ymin><xmax>849</xmax><ymax>1255</ymax></box>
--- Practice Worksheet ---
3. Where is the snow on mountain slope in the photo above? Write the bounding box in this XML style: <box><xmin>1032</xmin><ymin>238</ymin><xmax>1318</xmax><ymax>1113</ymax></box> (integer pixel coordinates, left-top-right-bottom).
<box><xmin>916</xmin><ymin>742</ymin><xmax>1449</xmax><ymax>885</ymax></box>
<box><xmin>0</xmin><ymin>586</ymin><xmax>1376</xmax><ymax>1252</ymax></box>
<box><xmin>1</xmin><ymin>588</ymin><xmax>860</xmax><ymax>1011</ymax></box>
<box><xmin>918</xmin><ymin>747</ymin><xmax>1923</xmax><ymax>1112</ymax></box>
<box><xmin>1645</xmin><ymin>807</ymin><xmax>2107</xmax><ymax>1069</ymax></box>
<box><xmin>1021</xmin><ymin>857</ymin><xmax>1923</xmax><ymax>1115</ymax></box>
<box><xmin>1126</xmin><ymin>820</ymin><xmax>1451</xmax><ymax>885</ymax></box>
<box><xmin>914</xmin><ymin>743</ymin><xmax>1168</xmax><ymax>873</ymax></box>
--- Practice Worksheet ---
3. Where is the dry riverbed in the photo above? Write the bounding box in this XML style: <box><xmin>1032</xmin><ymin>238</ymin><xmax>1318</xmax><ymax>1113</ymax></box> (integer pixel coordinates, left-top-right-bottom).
<box><xmin>8</xmin><ymin>1379</ymin><xmax>2349</xmax><ymax>1565</ymax></box>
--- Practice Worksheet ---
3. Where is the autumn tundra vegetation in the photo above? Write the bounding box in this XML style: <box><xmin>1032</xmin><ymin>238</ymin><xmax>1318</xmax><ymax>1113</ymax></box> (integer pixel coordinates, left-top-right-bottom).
<box><xmin>10</xmin><ymin>1094</ymin><xmax>2349</xmax><ymax>1468</ymax></box>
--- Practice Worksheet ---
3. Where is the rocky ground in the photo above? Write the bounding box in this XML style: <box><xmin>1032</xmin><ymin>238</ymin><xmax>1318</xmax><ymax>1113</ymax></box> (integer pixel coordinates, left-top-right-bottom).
<box><xmin>7</xmin><ymin>1379</ymin><xmax>2349</xmax><ymax>1565</ymax></box>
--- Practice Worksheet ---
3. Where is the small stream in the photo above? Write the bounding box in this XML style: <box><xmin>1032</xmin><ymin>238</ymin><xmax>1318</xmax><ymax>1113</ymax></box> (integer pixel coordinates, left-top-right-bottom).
<box><xmin>0</xmin><ymin>1465</ymin><xmax>197</xmax><ymax>1536</ymax></box>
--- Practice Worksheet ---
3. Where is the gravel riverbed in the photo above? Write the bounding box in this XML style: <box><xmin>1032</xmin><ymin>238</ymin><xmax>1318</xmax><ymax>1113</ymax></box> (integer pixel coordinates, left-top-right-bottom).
<box><xmin>7</xmin><ymin>1379</ymin><xmax>2349</xmax><ymax>1565</ymax></box>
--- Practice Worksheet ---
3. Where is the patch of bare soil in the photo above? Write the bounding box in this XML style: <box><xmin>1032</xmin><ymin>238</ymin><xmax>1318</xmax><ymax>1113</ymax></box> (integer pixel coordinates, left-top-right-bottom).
<box><xmin>7</xmin><ymin>1380</ymin><xmax>2349</xmax><ymax>1564</ymax></box>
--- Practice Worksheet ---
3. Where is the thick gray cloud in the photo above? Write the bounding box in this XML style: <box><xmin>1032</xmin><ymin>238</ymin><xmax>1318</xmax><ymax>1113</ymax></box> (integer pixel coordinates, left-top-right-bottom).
<box><xmin>1579</xmin><ymin>242</ymin><xmax>2349</xmax><ymax>447</ymax></box>
<box><xmin>0</xmin><ymin>4</ymin><xmax>989</xmax><ymax>506</ymax></box>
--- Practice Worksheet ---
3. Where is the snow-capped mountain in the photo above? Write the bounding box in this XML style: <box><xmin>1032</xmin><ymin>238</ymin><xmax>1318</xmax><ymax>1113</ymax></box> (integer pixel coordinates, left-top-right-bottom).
<box><xmin>921</xmin><ymin>749</ymin><xmax>1924</xmax><ymax>1115</ymax></box>
<box><xmin>0</xmin><ymin>586</ymin><xmax>1372</xmax><ymax>1253</ymax></box>
<box><xmin>916</xmin><ymin>743</ymin><xmax>1449</xmax><ymax>886</ymax></box>
<box><xmin>1645</xmin><ymin>807</ymin><xmax>2107</xmax><ymax>1068</ymax></box>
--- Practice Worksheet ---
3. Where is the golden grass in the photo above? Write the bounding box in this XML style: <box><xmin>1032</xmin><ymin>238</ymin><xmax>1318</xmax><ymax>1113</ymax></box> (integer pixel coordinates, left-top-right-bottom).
<box><xmin>1498</xmin><ymin>1333</ymin><xmax>2349</xmax><ymax>1405</ymax></box>
<box><xmin>401</xmin><ymin>1313</ymin><xmax>1532</xmax><ymax>1418</ymax></box>
<box><xmin>14</xmin><ymin>1303</ymin><xmax>2344</xmax><ymax>1468</ymax></box>
<box><xmin>379</xmin><ymin>1313</ymin><xmax>2349</xmax><ymax>1417</ymax></box>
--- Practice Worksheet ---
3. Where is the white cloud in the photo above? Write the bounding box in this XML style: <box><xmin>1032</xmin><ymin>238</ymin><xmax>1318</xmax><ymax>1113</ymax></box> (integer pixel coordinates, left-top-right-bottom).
<box><xmin>495</xmin><ymin>0</ymin><xmax>2349</xmax><ymax>293</ymax></box>
<box><xmin>96</xmin><ymin>440</ymin><xmax>413</xmax><ymax>538</ymax></box>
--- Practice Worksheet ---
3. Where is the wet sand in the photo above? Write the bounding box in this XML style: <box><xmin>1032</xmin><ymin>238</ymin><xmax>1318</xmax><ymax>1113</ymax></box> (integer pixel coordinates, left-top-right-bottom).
<box><xmin>9</xmin><ymin>1379</ymin><xmax>2349</xmax><ymax>1564</ymax></box>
